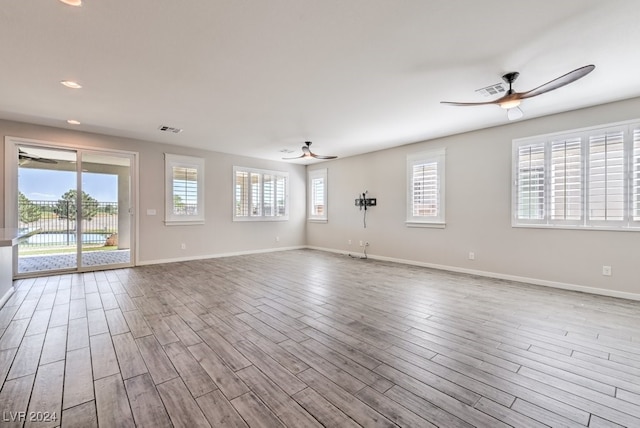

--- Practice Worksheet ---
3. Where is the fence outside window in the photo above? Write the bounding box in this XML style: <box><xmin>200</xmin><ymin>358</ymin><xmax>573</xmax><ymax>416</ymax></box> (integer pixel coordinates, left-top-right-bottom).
<box><xmin>18</xmin><ymin>200</ymin><xmax>118</xmax><ymax>247</ymax></box>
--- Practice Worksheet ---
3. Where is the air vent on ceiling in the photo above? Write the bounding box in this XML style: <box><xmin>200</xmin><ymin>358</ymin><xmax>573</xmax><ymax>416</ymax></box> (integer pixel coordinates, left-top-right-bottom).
<box><xmin>158</xmin><ymin>125</ymin><xmax>183</xmax><ymax>134</ymax></box>
<box><xmin>279</xmin><ymin>148</ymin><xmax>295</xmax><ymax>154</ymax></box>
<box><xmin>475</xmin><ymin>82</ymin><xmax>506</xmax><ymax>97</ymax></box>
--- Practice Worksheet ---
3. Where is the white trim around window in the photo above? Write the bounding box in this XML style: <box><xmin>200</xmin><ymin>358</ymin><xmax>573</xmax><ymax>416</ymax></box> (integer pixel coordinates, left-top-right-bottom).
<box><xmin>512</xmin><ymin>119</ymin><xmax>640</xmax><ymax>231</ymax></box>
<box><xmin>308</xmin><ymin>168</ymin><xmax>328</xmax><ymax>222</ymax></box>
<box><xmin>233</xmin><ymin>166</ymin><xmax>289</xmax><ymax>221</ymax></box>
<box><xmin>165</xmin><ymin>154</ymin><xmax>205</xmax><ymax>225</ymax></box>
<box><xmin>406</xmin><ymin>148</ymin><xmax>446</xmax><ymax>227</ymax></box>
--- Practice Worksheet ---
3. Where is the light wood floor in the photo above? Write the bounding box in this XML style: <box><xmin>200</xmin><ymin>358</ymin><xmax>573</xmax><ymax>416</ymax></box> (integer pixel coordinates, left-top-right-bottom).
<box><xmin>1</xmin><ymin>249</ymin><xmax>640</xmax><ymax>427</ymax></box>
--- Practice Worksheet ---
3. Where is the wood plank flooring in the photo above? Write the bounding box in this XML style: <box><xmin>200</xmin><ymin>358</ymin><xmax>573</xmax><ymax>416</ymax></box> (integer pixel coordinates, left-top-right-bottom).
<box><xmin>1</xmin><ymin>249</ymin><xmax>640</xmax><ymax>427</ymax></box>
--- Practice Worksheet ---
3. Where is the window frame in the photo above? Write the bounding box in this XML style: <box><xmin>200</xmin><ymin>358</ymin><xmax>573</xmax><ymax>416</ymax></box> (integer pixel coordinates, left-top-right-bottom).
<box><xmin>164</xmin><ymin>153</ymin><xmax>205</xmax><ymax>225</ymax></box>
<box><xmin>406</xmin><ymin>148</ymin><xmax>446</xmax><ymax>228</ymax></box>
<box><xmin>308</xmin><ymin>168</ymin><xmax>328</xmax><ymax>222</ymax></box>
<box><xmin>512</xmin><ymin>120</ymin><xmax>640</xmax><ymax>231</ymax></box>
<box><xmin>233</xmin><ymin>166</ymin><xmax>289</xmax><ymax>222</ymax></box>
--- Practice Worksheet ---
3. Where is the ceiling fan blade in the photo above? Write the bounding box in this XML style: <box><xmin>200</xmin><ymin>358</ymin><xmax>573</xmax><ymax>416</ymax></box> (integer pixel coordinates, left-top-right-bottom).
<box><xmin>440</xmin><ymin>100</ymin><xmax>499</xmax><ymax>106</ymax></box>
<box><xmin>18</xmin><ymin>150</ymin><xmax>58</xmax><ymax>164</ymax></box>
<box><xmin>282</xmin><ymin>154</ymin><xmax>305</xmax><ymax>160</ymax></box>
<box><xmin>310</xmin><ymin>153</ymin><xmax>337</xmax><ymax>160</ymax></box>
<box><xmin>520</xmin><ymin>64</ymin><xmax>595</xmax><ymax>99</ymax></box>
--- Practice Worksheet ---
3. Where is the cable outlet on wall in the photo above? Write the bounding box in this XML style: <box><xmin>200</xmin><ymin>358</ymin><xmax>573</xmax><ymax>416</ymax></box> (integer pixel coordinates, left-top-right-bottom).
<box><xmin>602</xmin><ymin>265</ymin><xmax>612</xmax><ymax>276</ymax></box>
<box><xmin>468</xmin><ymin>252</ymin><xmax>475</xmax><ymax>261</ymax></box>
<box><xmin>181</xmin><ymin>243</ymin><xmax>186</xmax><ymax>250</ymax></box>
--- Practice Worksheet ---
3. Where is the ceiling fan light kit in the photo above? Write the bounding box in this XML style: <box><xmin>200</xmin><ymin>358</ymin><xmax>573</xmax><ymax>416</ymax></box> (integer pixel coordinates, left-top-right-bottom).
<box><xmin>59</xmin><ymin>0</ymin><xmax>82</xmax><ymax>6</ymax></box>
<box><xmin>441</xmin><ymin>64</ymin><xmax>595</xmax><ymax>120</ymax></box>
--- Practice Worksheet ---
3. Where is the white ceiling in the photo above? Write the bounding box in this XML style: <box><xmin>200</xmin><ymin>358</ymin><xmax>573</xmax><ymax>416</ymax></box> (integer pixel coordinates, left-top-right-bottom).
<box><xmin>2</xmin><ymin>1</ymin><xmax>640</xmax><ymax>164</ymax></box>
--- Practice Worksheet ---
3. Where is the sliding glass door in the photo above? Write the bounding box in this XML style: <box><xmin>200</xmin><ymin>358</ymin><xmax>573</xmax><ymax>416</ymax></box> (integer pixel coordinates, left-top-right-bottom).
<box><xmin>17</xmin><ymin>146</ymin><xmax>79</xmax><ymax>273</ymax></box>
<box><xmin>12</xmin><ymin>141</ymin><xmax>135</xmax><ymax>276</ymax></box>
<box><xmin>79</xmin><ymin>151</ymin><xmax>133</xmax><ymax>269</ymax></box>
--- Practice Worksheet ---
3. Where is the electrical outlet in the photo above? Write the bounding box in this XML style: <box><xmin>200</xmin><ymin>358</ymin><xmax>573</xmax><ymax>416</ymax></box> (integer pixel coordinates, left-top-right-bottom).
<box><xmin>348</xmin><ymin>239</ymin><xmax>352</xmax><ymax>245</ymax></box>
<box><xmin>359</xmin><ymin>240</ymin><xmax>363</xmax><ymax>247</ymax></box>
<box><xmin>276</xmin><ymin>236</ymin><xmax>280</xmax><ymax>242</ymax></box>
<box><xmin>602</xmin><ymin>265</ymin><xmax>612</xmax><ymax>276</ymax></box>
<box><xmin>181</xmin><ymin>243</ymin><xmax>186</xmax><ymax>250</ymax></box>
<box><xmin>468</xmin><ymin>252</ymin><xmax>475</xmax><ymax>260</ymax></box>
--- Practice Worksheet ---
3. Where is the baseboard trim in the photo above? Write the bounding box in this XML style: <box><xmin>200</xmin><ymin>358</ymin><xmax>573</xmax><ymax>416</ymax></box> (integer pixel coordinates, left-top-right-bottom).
<box><xmin>306</xmin><ymin>246</ymin><xmax>640</xmax><ymax>302</ymax></box>
<box><xmin>136</xmin><ymin>246</ymin><xmax>306</xmax><ymax>267</ymax></box>
<box><xmin>0</xmin><ymin>286</ymin><xmax>15</xmax><ymax>309</ymax></box>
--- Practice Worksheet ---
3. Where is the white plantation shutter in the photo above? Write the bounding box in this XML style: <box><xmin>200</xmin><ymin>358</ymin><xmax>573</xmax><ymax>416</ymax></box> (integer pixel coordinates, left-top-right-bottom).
<box><xmin>516</xmin><ymin>143</ymin><xmax>545</xmax><ymax>221</ymax></box>
<box><xmin>633</xmin><ymin>128</ymin><xmax>640</xmax><ymax>222</ymax></box>
<box><xmin>165</xmin><ymin>154</ymin><xmax>205</xmax><ymax>225</ymax></box>
<box><xmin>513</xmin><ymin>121</ymin><xmax>640</xmax><ymax>230</ymax></box>
<box><xmin>308</xmin><ymin>169</ymin><xmax>327</xmax><ymax>221</ymax></box>
<box><xmin>275</xmin><ymin>175</ymin><xmax>287</xmax><ymax>217</ymax></box>
<box><xmin>235</xmin><ymin>170</ymin><xmax>249</xmax><ymax>216</ymax></box>
<box><xmin>412</xmin><ymin>162</ymin><xmax>438</xmax><ymax>217</ymax></box>
<box><xmin>172</xmin><ymin>166</ymin><xmax>198</xmax><ymax>215</ymax></box>
<box><xmin>588</xmin><ymin>130</ymin><xmax>625</xmax><ymax>223</ymax></box>
<box><xmin>550</xmin><ymin>138</ymin><xmax>582</xmax><ymax>222</ymax></box>
<box><xmin>407</xmin><ymin>149</ymin><xmax>445</xmax><ymax>225</ymax></box>
<box><xmin>263</xmin><ymin>174</ymin><xmax>274</xmax><ymax>216</ymax></box>
<box><xmin>311</xmin><ymin>178</ymin><xmax>325</xmax><ymax>215</ymax></box>
<box><xmin>250</xmin><ymin>172</ymin><xmax>261</xmax><ymax>216</ymax></box>
<box><xmin>233</xmin><ymin>166</ymin><xmax>289</xmax><ymax>221</ymax></box>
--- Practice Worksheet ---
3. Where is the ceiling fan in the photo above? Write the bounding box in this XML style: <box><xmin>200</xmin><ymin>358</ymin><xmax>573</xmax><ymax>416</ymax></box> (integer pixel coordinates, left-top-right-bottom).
<box><xmin>283</xmin><ymin>141</ymin><xmax>337</xmax><ymax>160</ymax></box>
<box><xmin>441</xmin><ymin>64</ymin><xmax>595</xmax><ymax>120</ymax></box>
<box><xmin>18</xmin><ymin>149</ymin><xmax>58</xmax><ymax>165</ymax></box>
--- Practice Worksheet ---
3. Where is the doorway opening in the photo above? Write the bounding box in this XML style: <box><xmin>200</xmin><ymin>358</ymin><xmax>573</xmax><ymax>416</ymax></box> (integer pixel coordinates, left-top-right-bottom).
<box><xmin>6</xmin><ymin>139</ymin><xmax>137</xmax><ymax>276</ymax></box>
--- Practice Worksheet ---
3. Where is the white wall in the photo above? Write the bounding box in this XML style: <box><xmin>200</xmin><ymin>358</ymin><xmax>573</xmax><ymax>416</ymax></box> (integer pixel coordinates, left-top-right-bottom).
<box><xmin>3</xmin><ymin>97</ymin><xmax>640</xmax><ymax>299</ymax></box>
<box><xmin>0</xmin><ymin>119</ymin><xmax>307</xmax><ymax>264</ymax></box>
<box><xmin>308</xmin><ymin>97</ymin><xmax>640</xmax><ymax>298</ymax></box>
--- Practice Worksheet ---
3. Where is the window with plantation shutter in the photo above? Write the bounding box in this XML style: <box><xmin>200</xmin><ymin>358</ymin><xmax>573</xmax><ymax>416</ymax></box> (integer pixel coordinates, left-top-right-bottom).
<box><xmin>407</xmin><ymin>149</ymin><xmax>445</xmax><ymax>226</ymax></box>
<box><xmin>588</xmin><ymin>130</ymin><xmax>625</xmax><ymax>223</ymax></box>
<box><xmin>235</xmin><ymin>171</ymin><xmax>249</xmax><ymax>216</ymax></box>
<box><xmin>512</xmin><ymin>121</ymin><xmax>640</xmax><ymax>230</ymax></box>
<box><xmin>551</xmin><ymin>138</ymin><xmax>582</xmax><ymax>222</ymax></box>
<box><xmin>516</xmin><ymin>143</ymin><xmax>545</xmax><ymax>222</ymax></box>
<box><xmin>633</xmin><ymin>128</ymin><xmax>640</xmax><ymax>221</ymax></box>
<box><xmin>233</xmin><ymin>166</ymin><xmax>288</xmax><ymax>221</ymax></box>
<box><xmin>165</xmin><ymin>154</ymin><xmax>205</xmax><ymax>225</ymax></box>
<box><xmin>308</xmin><ymin>168</ymin><xmax>327</xmax><ymax>221</ymax></box>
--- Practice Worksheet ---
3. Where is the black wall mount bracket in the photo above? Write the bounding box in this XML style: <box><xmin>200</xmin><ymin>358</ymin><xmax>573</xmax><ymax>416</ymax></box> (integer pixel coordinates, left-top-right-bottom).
<box><xmin>355</xmin><ymin>198</ymin><xmax>377</xmax><ymax>208</ymax></box>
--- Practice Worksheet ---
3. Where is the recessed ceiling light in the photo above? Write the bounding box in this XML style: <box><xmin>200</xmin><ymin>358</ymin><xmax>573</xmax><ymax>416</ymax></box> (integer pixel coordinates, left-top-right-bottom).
<box><xmin>67</xmin><ymin>119</ymin><xmax>81</xmax><ymax>125</ymax></box>
<box><xmin>60</xmin><ymin>80</ymin><xmax>82</xmax><ymax>89</ymax></box>
<box><xmin>59</xmin><ymin>0</ymin><xmax>82</xmax><ymax>6</ymax></box>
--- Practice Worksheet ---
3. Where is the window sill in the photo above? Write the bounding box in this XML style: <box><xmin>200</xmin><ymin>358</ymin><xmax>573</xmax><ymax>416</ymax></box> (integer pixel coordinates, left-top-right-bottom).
<box><xmin>164</xmin><ymin>220</ymin><xmax>205</xmax><ymax>226</ymax></box>
<box><xmin>405</xmin><ymin>221</ymin><xmax>446</xmax><ymax>229</ymax></box>
<box><xmin>307</xmin><ymin>219</ymin><xmax>328</xmax><ymax>223</ymax></box>
<box><xmin>512</xmin><ymin>223</ymin><xmax>640</xmax><ymax>232</ymax></box>
<box><xmin>233</xmin><ymin>217</ymin><xmax>289</xmax><ymax>222</ymax></box>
